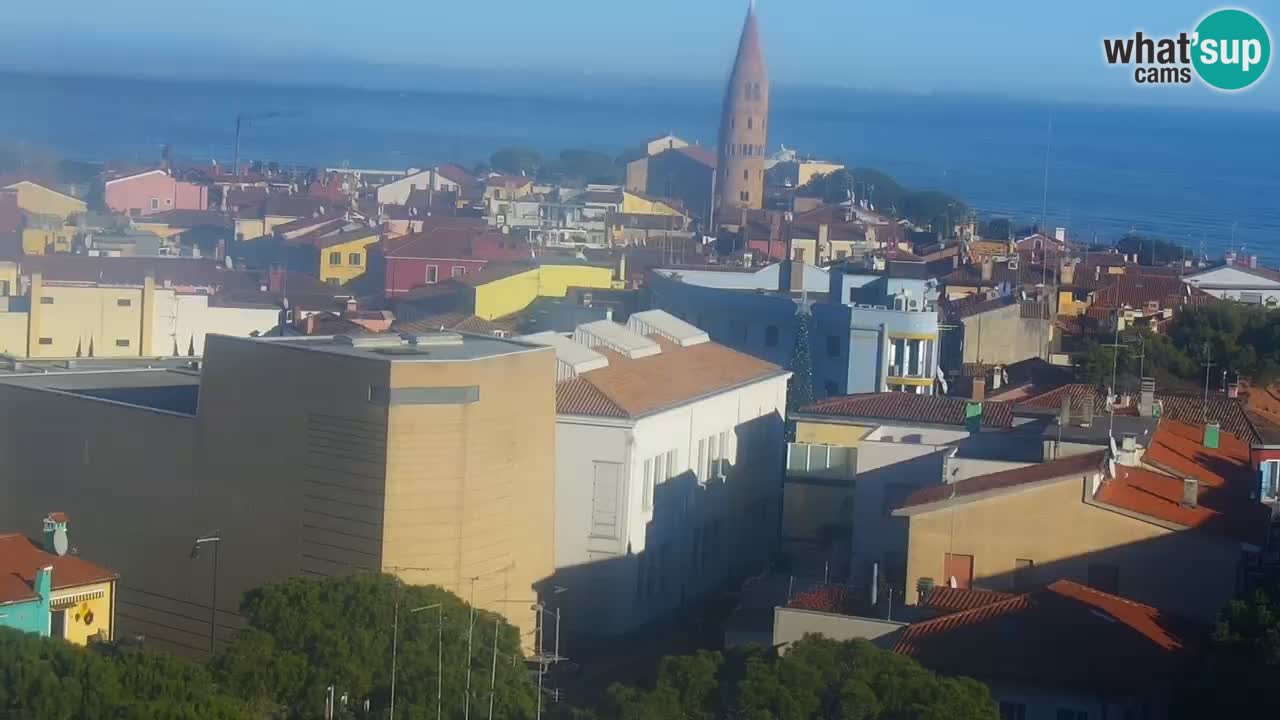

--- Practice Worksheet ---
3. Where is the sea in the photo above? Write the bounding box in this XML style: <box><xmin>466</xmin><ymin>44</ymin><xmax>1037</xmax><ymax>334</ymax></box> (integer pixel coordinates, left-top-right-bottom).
<box><xmin>2</xmin><ymin>71</ymin><xmax>1278</xmax><ymax>261</ymax></box>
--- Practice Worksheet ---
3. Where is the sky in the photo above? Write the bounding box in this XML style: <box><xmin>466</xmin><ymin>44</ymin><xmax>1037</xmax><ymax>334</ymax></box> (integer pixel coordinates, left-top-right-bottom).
<box><xmin>1</xmin><ymin>0</ymin><xmax>1276</xmax><ymax>109</ymax></box>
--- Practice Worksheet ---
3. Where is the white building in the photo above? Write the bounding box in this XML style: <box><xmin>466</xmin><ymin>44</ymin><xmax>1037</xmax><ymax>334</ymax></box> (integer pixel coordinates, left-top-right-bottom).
<box><xmin>1182</xmin><ymin>256</ymin><xmax>1280</xmax><ymax>305</ymax></box>
<box><xmin>524</xmin><ymin>310</ymin><xmax>790</xmax><ymax>637</ymax></box>
<box><xmin>375</xmin><ymin>166</ymin><xmax>471</xmax><ymax>206</ymax></box>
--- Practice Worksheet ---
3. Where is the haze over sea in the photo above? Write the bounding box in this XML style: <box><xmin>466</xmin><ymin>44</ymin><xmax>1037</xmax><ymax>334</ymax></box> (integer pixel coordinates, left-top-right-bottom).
<box><xmin>2</xmin><ymin>71</ymin><xmax>1277</xmax><ymax>262</ymax></box>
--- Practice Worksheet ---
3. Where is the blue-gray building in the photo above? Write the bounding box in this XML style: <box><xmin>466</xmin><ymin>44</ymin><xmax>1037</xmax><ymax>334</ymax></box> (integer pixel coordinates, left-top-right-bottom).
<box><xmin>649</xmin><ymin>256</ymin><xmax>941</xmax><ymax>397</ymax></box>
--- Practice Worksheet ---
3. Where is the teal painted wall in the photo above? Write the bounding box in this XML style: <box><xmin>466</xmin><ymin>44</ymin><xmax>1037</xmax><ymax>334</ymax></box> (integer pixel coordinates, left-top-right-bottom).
<box><xmin>0</xmin><ymin>567</ymin><xmax>50</xmax><ymax>637</ymax></box>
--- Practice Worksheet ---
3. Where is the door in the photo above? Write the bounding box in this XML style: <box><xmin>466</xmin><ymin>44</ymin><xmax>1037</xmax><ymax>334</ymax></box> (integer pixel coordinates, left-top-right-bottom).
<box><xmin>943</xmin><ymin>553</ymin><xmax>974</xmax><ymax>589</ymax></box>
<box><xmin>50</xmin><ymin>609</ymin><xmax>66</xmax><ymax>638</ymax></box>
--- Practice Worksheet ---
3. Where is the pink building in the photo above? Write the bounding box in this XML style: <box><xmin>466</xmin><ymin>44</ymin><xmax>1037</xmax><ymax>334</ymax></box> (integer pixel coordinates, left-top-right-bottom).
<box><xmin>105</xmin><ymin>170</ymin><xmax>209</xmax><ymax>217</ymax></box>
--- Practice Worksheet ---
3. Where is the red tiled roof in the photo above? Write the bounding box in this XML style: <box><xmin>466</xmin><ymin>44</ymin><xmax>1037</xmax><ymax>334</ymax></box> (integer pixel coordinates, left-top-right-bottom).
<box><xmin>943</xmin><ymin>293</ymin><xmax>1015</xmax><ymax>320</ymax></box>
<box><xmin>392</xmin><ymin>312</ymin><xmax>515</xmax><ymax>335</ymax></box>
<box><xmin>386</xmin><ymin>225</ymin><xmax>527</xmax><ymax>262</ymax></box>
<box><xmin>0</xmin><ymin>534</ymin><xmax>118</xmax><ymax>605</ymax></box>
<box><xmin>894</xmin><ymin>580</ymin><xmax>1202</xmax><ymax>694</ymax></box>
<box><xmin>897</xmin><ymin>451</ymin><xmax>1105</xmax><ymax>512</ymax></box>
<box><xmin>1095</xmin><ymin>420</ymin><xmax>1269</xmax><ymax>545</ymax></box>
<box><xmin>435</xmin><ymin>164</ymin><xmax>475</xmax><ymax>187</ymax></box>
<box><xmin>557</xmin><ymin>337</ymin><xmax>786</xmax><ymax>418</ymax></box>
<box><xmin>1017</xmin><ymin>384</ymin><xmax>1260</xmax><ymax>444</ymax></box>
<box><xmin>1091</xmin><ymin>274</ymin><xmax>1190</xmax><ymax>310</ymax></box>
<box><xmin>921</xmin><ymin>587</ymin><xmax>1015</xmax><ymax>614</ymax></box>
<box><xmin>798</xmin><ymin>393</ymin><xmax>1014</xmax><ymax>429</ymax></box>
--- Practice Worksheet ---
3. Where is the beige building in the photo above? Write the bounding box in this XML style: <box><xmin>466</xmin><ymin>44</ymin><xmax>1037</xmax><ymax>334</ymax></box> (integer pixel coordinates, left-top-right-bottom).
<box><xmin>892</xmin><ymin>420</ymin><xmax>1269</xmax><ymax>621</ymax></box>
<box><xmin>3</xmin><ymin>180</ymin><xmax>87</xmax><ymax>219</ymax></box>
<box><xmin>0</xmin><ymin>331</ymin><xmax>558</xmax><ymax>656</ymax></box>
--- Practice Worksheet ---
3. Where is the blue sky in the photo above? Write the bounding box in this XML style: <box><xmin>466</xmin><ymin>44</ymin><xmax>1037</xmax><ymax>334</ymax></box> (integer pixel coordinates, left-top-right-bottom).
<box><xmin>2</xmin><ymin>0</ymin><xmax>1275</xmax><ymax>108</ymax></box>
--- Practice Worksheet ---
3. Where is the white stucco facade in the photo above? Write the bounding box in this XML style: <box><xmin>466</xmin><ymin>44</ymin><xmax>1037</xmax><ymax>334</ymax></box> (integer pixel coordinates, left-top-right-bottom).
<box><xmin>149</xmin><ymin>291</ymin><xmax>282</xmax><ymax>356</ymax></box>
<box><xmin>1183</xmin><ymin>265</ymin><xmax>1280</xmax><ymax>304</ymax></box>
<box><xmin>553</xmin><ymin>374</ymin><xmax>790</xmax><ymax>637</ymax></box>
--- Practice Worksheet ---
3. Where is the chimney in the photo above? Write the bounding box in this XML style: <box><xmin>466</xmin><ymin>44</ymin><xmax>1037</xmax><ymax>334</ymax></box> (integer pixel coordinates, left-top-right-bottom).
<box><xmin>1204</xmin><ymin>421</ymin><xmax>1220</xmax><ymax>449</ymax></box>
<box><xmin>216</xmin><ymin>238</ymin><xmax>226</xmax><ymax>262</ymax></box>
<box><xmin>971</xmin><ymin>377</ymin><xmax>986</xmax><ymax>402</ymax></box>
<box><xmin>1250</xmin><ymin>255</ymin><xmax>1259</xmax><ymax>269</ymax></box>
<box><xmin>1059</xmin><ymin>260</ymin><xmax>1075</xmax><ymax>286</ymax></box>
<box><xmin>268</xmin><ymin>264</ymin><xmax>285</xmax><ymax>294</ymax></box>
<box><xmin>1228</xmin><ymin>382</ymin><xmax>1240</xmax><ymax>399</ymax></box>
<box><xmin>1226</xmin><ymin>251</ymin><xmax>1238</xmax><ymax>265</ymax></box>
<box><xmin>980</xmin><ymin>258</ymin><xmax>993</xmax><ymax>282</ymax></box>
<box><xmin>1181</xmin><ymin>477</ymin><xmax>1199</xmax><ymax>508</ymax></box>
<box><xmin>790</xmin><ymin>259</ymin><xmax>804</xmax><ymax>293</ymax></box>
<box><xmin>818</xmin><ymin>222</ymin><xmax>830</xmax><ymax>250</ymax></box>
<box><xmin>1059</xmin><ymin>395</ymin><xmax>1072</xmax><ymax>427</ymax></box>
<box><xmin>1138</xmin><ymin>377</ymin><xmax>1156</xmax><ymax>417</ymax></box>
<box><xmin>1081</xmin><ymin>399</ymin><xmax>1094</xmax><ymax>428</ymax></box>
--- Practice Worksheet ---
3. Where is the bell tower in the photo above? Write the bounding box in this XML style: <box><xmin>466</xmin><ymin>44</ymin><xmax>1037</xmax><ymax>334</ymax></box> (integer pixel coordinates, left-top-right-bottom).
<box><xmin>716</xmin><ymin>2</ymin><xmax>770</xmax><ymax>223</ymax></box>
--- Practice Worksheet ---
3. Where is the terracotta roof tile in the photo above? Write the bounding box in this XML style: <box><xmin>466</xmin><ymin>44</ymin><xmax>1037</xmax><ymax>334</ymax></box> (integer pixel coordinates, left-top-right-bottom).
<box><xmin>392</xmin><ymin>312</ymin><xmax>515</xmax><ymax>336</ymax></box>
<box><xmin>560</xmin><ymin>337</ymin><xmax>785</xmax><ymax>418</ymax></box>
<box><xmin>894</xmin><ymin>580</ymin><xmax>1202</xmax><ymax>694</ymax></box>
<box><xmin>1091</xmin><ymin>274</ymin><xmax>1190</xmax><ymax>310</ymax></box>
<box><xmin>897</xmin><ymin>451</ymin><xmax>1105</xmax><ymax>512</ymax></box>
<box><xmin>0</xmin><ymin>534</ymin><xmax>118</xmax><ymax>605</ymax></box>
<box><xmin>921</xmin><ymin>587</ymin><xmax>1016</xmax><ymax>614</ymax></box>
<box><xmin>798</xmin><ymin>393</ymin><xmax>1013</xmax><ymax>429</ymax></box>
<box><xmin>1017</xmin><ymin>384</ymin><xmax>1260</xmax><ymax>444</ymax></box>
<box><xmin>1095</xmin><ymin>420</ymin><xmax>1269</xmax><ymax>545</ymax></box>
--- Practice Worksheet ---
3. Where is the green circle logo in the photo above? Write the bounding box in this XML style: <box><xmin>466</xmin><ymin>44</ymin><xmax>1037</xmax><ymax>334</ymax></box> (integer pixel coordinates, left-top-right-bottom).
<box><xmin>1193</xmin><ymin>9</ymin><xmax>1271</xmax><ymax>90</ymax></box>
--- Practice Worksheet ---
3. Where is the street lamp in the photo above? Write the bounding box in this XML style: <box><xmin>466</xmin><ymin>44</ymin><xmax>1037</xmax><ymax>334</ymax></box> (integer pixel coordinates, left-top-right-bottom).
<box><xmin>495</xmin><ymin>586</ymin><xmax>567</xmax><ymax>720</ymax></box>
<box><xmin>390</xmin><ymin>602</ymin><xmax>445</xmax><ymax>720</ymax></box>
<box><xmin>189</xmin><ymin>531</ymin><xmax>221</xmax><ymax>656</ymax></box>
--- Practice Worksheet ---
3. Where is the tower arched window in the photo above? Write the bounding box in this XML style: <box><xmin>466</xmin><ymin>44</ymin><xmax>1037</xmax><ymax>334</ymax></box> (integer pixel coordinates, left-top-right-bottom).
<box><xmin>731</xmin><ymin>118</ymin><xmax>735</xmax><ymax>130</ymax></box>
<box><xmin>747</xmin><ymin>117</ymin><xmax>753</xmax><ymax>130</ymax></box>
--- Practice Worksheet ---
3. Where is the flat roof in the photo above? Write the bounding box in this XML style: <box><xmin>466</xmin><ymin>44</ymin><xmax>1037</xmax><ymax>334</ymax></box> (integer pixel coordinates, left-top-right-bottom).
<box><xmin>0</xmin><ymin>365</ymin><xmax>201</xmax><ymax>415</ymax></box>
<box><xmin>219</xmin><ymin>332</ymin><xmax>548</xmax><ymax>363</ymax></box>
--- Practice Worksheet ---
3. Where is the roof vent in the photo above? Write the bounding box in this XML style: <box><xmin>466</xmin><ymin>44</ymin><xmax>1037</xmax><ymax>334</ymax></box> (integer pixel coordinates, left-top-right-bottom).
<box><xmin>334</xmin><ymin>334</ymin><xmax>408</xmax><ymax>349</ymax></box>
<box><xmin>1181</xmin><ymin>478</ymin><xmax>1199</xmax><ymax>508</ymax></box>
<box><xmin>402</xmin><ymin>332</ymin><xmax>464</xmax><ymax>347</ymax></box>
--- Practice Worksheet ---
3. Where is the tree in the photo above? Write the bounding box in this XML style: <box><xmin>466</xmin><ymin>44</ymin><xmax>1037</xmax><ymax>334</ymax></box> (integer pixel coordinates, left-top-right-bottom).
<box><xmin>1116</xmin><ymin>233</ymin><xmax>1185</xmax><ymax>266</ymax></box>
<box><xmin>797</xmin><ymin>169</ymin><xmax>855</xmax><ymax>204</ymax></box>
<box><xmin>594</xmin><ymin>637</ymin><xmax>997</xmax><ymax>720</ymax></box>
<box><xmin>213</xmin><ymin>573</ymin><xmax>538</xmax><ymax>720</ymax></box>
<box><xmin>553</xmin><ymin>149</ymin><xmax>621</xmax><ymax>184</ymax></box>
<box><xmin>490</xmin><ymin>147</ymin><xmax>542</xmax><ymax>176</ymax></box>
<box><xmin>1177</xmin><ymin>589</ymin><xmax>1280</xmax><ymax>719</ymax></box>
<box><xmin>0</xmin><ymin>627</ymin><xmax>253</xmax><ymax>719</ymax></box>
<box><xmin>786</xmin><ymin>309</ymin><xmax>816</xmax><ymax>440</ymax></box>
<box><xmin>978</xmin><ymin>218</ymin><xmax>1013</xmax><ymax>241</ymax></box>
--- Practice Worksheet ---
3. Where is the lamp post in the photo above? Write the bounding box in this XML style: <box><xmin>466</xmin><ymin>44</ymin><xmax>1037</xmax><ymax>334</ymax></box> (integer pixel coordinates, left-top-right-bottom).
<box><xmin>416</xmin><ymin>603</ymin><xmax>445</xmax><ymax>720</ymax></box>
<box><xmin>189</xmin><ymin>531</ymin><xmax>221</xmax><ymax>657</ymax></box>
<box><xmin>495</xmin><ymin>586</ymin><xmax>567</xmax><ymax>720</ymax></box>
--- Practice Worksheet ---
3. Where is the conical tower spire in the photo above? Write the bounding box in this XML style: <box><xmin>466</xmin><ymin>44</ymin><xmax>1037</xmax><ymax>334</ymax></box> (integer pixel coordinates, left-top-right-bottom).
<box><xmin>716</xmin><ymin>3</ymin><xmax>770</xmax><ymax>224</ymax></box>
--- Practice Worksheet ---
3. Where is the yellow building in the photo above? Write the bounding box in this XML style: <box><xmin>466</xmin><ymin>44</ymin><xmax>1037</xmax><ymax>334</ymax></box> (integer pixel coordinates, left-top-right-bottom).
<box><xmin>0</xmin><ymin>514</ymin><xmax>118</xmax><ymax>646</ymax></box>
<box><xmin>797</xmin><ymin>161</ymin><xmax>844</xmax><ymax>189</ymax></box>
<box><xmin>25</xmin><ymin>272</ymin><xmax>150</xmax><ymax>358</ymax></box>
<box><xmin>317</xmin><ymin>230</ymin><xmax>381</xmax><ymax>285</ymax></box>
<box><xmin>20</xmin><ymin>226</ymin><xmax>75</xmax><ymax>255</ymax></box>
<box><xmin>892</xmin><ymin>421</ymin><xmax>1266</xmax><ymax>621</ymax></box>
<box><xmin>3</xmin><ymin>181</ymin><xmax>87</xmax><ymax>220</ymax></box>
<box><xmin>0</xmin><ymin>331</ymin><xmax>558</xmax><ymax>657</ymax></box>
<box><xmin>620</xmin><ymin>191</ymin><xmax>685</xmax><ymax>217</ymax></box>
<box><xmin>465</xmin><ymin>262</ymin><xmax>616</xmax><ymax>320</ymax></box>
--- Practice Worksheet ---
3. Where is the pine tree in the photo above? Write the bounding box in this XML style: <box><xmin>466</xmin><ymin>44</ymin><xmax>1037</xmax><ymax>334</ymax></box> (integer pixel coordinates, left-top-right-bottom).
<box><xmin>785</xmin><ymin>307</ymin><xmax>816</xmax><ymax>441</ymax></box>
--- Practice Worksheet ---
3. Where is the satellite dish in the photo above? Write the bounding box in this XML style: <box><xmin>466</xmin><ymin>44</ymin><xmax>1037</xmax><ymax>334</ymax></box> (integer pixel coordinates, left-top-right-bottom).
<box><xmin>53</xmin><ymin>527</ymin><xmax>68</xmax><ymax>556</ymax></box>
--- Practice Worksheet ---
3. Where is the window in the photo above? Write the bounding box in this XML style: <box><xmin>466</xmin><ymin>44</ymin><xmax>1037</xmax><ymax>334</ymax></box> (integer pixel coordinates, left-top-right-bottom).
<box><xmin>38</xmin><ymin>337</ymin><xmax>52</xmax><ymax>345</ymax></box>
<box><xmin>348</xmin><ymin>253</ymin><xmax>362</xmax><ymax>266</ymax></box>
<box><xmin>149</xmin><ymin>198</ymin><xmax>159</xmax><ymax>210</ymax></box>
<box><xmin>40</xmin><ymin>296</ymin><xmax>54</xmax><ymax>305</ymax></box>
<box><xmin>0</xmin><ymin>280</ymin><xmax>7</xmax><ymax>295</ymax></box>
<box><xmin>590</xmin><ymin>462</ymin><xmax>621</xmax><ymax>538</ymax></box>
<box><xmin>747</xmin><ymin>116</ymin><xmax>753</xmax><ymax>129</ymax></box>
<box><xmin>999</xmin><ymin>702</ymin><xmax>1027</xmax><ymax>720</ymax></box>
<box><xmin>764</xmin><ymin>325</ymin><xmax>779</xmax><ymax>347</ymax></box>
<box><xmin>743</xmin><ymin>169</ymin><xmax>749</xmax><ymax>181</ymax></box>
<box><xmin>1056</xmin><ymin>710</ymin><xmax>1087</xmax><ymax>720</ymax></box>
<box><xmin>1262</xmin><ymin>460</ymin><xmax>1280</xmax><ymax>500</ymax></box>
<box><xmin>1014</xmin><ymin>559</ymin><xmax>1035</xmax><ymax>590</ymax></box>
<box><xmin>452</xmin><ymin>266</ymin><xmax>467</xmax><ymax>277</ymax></box>
<box><xmin>836</xmin><ymin>250</ymin><xmax>848</xmax><ymax>260</ymax></box>
<box><xmin>115</xmin><ymin>339</ymin><xmax>130</xmax><ymax>348</ymax></box>
<box><xmin>824</xmin><ymin>381</ymin><xmax>838</xmax><ymax>396</ymax></box>
<box><xmin>666</xmin><ymin>450</ymin><xmax>677</xmax><ymax>480</ymax></box>
<box><xmin>116</xmin><ymin>298</ymin><xmax>131</xmax><ymax>307</ymax></box>
<box><xmin>425</xmin><ymin>265</ymin><xmax>439</xmax><ymax>283</ymax></box>
<box><xmin>730</xmin><ymin>117</ymin><xmax>735</xmax><ymax>129</ymax></box>
<box><xmin>826</xmin><ymin>335</ymin><xmax>841</xmax><ymax>357</ymax></box>
<box><xmin>328</xmin><ymin>251</ymin><xmax>342</xmax><ymax>265</ymax></box>
<box><xmin>1087</xmin><ymin>564</ymin><xmax>1119</xmax><ymax>594</ymax></box>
